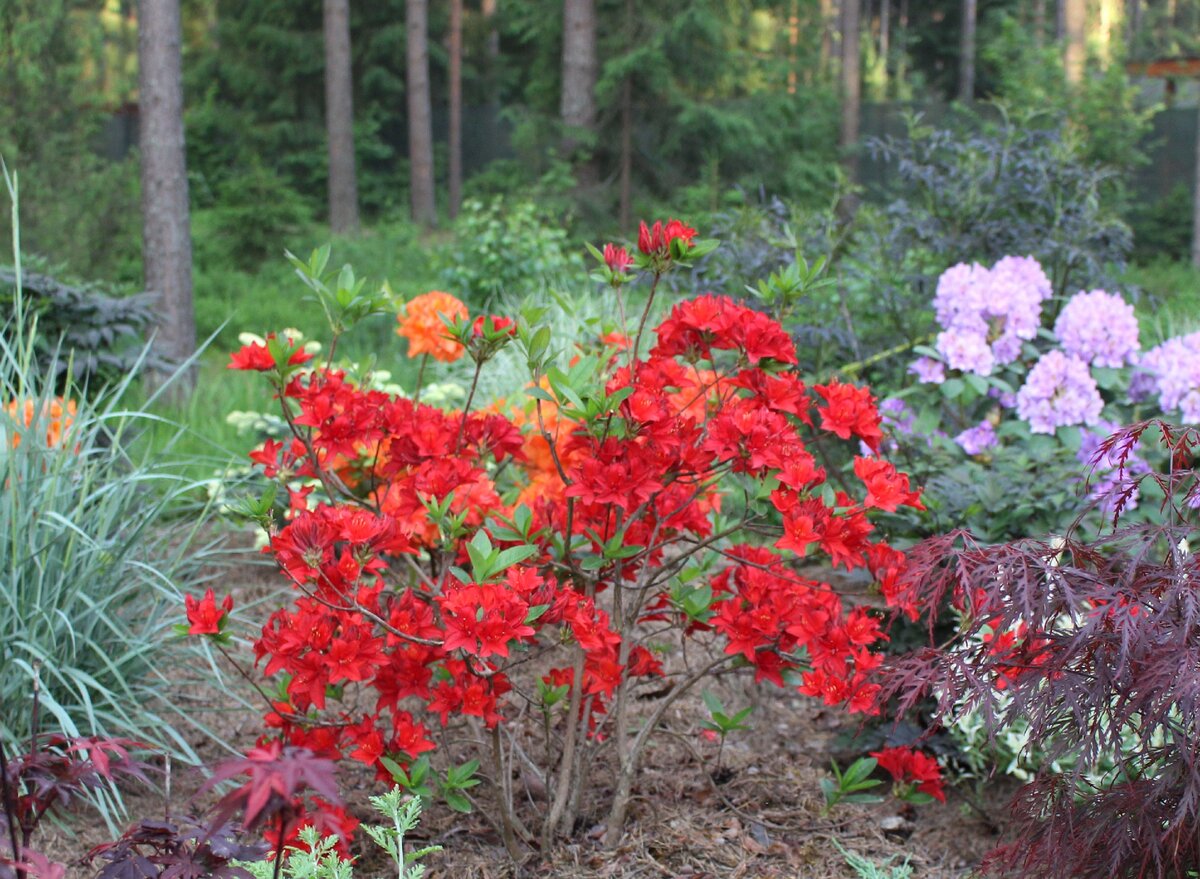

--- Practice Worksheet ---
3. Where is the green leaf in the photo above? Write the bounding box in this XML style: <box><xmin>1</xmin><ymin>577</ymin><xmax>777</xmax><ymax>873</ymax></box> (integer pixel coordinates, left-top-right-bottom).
<box><xmin>940</xmin><ymin>378</ymin><xmax>966</xmax><ymax>399</ymax></box>
<box><xmin>492</xmin><ymin>544</ymin><xmax>538</xmax><ymax>571</ymax></box>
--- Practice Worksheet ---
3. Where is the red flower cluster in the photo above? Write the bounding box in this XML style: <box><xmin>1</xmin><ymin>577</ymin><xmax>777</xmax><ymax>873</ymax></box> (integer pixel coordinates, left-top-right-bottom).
<box><xmin>637</xmin><ymin>218</ymin><xmax>697</xmax><ymax>257</ymax></box>
<box><xmin>229</xmin><ymin>228</ymin><xmax>922</xmax><ymax>845</ymax></box>
<box><xmin>228</xmin><ymin>333</ymin><xmax>313</xmax><ymax>372</ymax></box>
<box><xmin>871</xmin><ymin>746</ymin><xmax>946</xmax><ymax>802</ymax></box>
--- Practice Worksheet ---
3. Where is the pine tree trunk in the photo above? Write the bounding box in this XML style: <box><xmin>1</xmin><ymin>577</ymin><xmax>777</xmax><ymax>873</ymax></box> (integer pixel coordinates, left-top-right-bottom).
<box><xmin>959</xmin><ymin>0</ymin><xmax>976</xmax><ymax>102</ymax></box>
<box><xmin>820</xmin><ymin>0</ymin><xmax>835</xmax><ymax>78</ymax></box>
<box><xmin>407</xmin><ymin>0</ymin><xmax>436</xmax><ymax>225</ymax></box>
<box><xmin>324</xmin><ymin>0</ymin><xmax>359</xmax><ymax>235</ymax></box>
<box><xmin>840</xmin><ymin>0</ymin><xmax>861</xmax><ymax>181</ymax></box>
<box><xmin>788</xmin><ymin>0</ymin><xmax>800</xmax><ymax>93</ymax></box>
<box><xmin>1035</xmin><ymin>0</ymin><xmax>1046</xmax><ymax>48</ymax></box>
<box><xmin>138</xmin><ymin>0</ymin><xmax>195</xmax><ymax>394</ymax></box>
<box><xmin>1063</xmin><ymin>0</ymin><xmax>1086</xmax><ymax>84</ymax></box>
<box><xmin>879</xmin><ymin>0</ymin><xmax>890</xmax><ymax>69</ymax></box>
<box><xmin>561</xmin><ymin>0</ymin><xmax>597</xmax><ymax>184</ymax></box>
<box><xmin>1127</xmin><ymin>0</ymin><xmax>1140</xmax><ymax>49</ymax></box>
<box><xmin>448</xmin><ymin>0</ymin><xmax>463</xmax><ymax>219</ymax></box>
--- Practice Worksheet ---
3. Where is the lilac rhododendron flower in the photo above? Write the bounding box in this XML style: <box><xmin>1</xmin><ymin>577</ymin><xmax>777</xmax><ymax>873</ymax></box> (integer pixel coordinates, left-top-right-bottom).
<box><xmin>954</xmin><ymin>420</ymin><xmax>999</xmax><ymax>456</ymax></box>
<box><xmin>930</xmin><ymin>256</ymin><xmax>1052</xmax><ymax>375</ymax></box>
<box><xmin>987</xmin><ymin>386</ymin><xmax>1018</xmax><ymax>409</ymax></box>
<box><xmin>1139</xmin><ymin>332</ymin><xmax>1200</xmax><ymax>423</ymax></box>
<box><xmin>1053</xmin><ymin>289</ymin><xmax>1140</xmax><ymax>368</ymax></box>
<box><xmin>933</xmin><ymin>262</ymin><xmax>989</xmax><ymax>331</ymax></box>
<box><xmin>937</xmin><ymin>329</ymin><xmax>995</xmax><ymax>376</ymax></box>
<box><xmin>1016</xmin><ymin>351</ymin><xmax>1104</xmax><ymax>434</ymax></box>
<box><xmin>909</xmin><ymin>356</ymin><xmax>945</xmax><ymax>384</ymax></box>
<box><xmin>982</xmin><ymin>256</ymin><xmax>1052</xmax><ymax>364</ymax></box>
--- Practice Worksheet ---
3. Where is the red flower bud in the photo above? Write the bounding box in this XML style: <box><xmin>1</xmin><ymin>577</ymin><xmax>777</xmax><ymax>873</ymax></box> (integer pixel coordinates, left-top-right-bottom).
<box><xmin>603</xmin><ymin>243</ymin><xmax>633</xmax><ymax>275</ymax></box>
<box><xmin>185</xmin><ymin>588</ymin><xmax>234</xmax><ymax>635</ymax></box>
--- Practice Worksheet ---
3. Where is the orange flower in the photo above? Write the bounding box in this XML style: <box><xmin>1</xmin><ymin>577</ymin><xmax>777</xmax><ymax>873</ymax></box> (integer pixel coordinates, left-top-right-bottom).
<box><xmin>5</xmin><ymin>396</ymin><xmax>77</xmax><ymax>448</ymax></box>
<box><xmin>396</xmin><ymin>291</ymin><xmax>468</xmax><ymax>362</ymax></box>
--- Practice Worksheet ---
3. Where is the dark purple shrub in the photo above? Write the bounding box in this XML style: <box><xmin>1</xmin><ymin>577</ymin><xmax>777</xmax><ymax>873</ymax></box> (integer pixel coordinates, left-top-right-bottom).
<box><xmin>880</xmin><ymin>421</ymin><xmax>1200</xmax><ymax>878</ymax></box>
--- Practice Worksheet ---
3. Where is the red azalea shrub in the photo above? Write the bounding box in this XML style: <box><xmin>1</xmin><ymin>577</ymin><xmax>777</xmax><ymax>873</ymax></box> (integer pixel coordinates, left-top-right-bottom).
<box><xmin>223</xmin><ymin>224</ymin><xmax>923</xmax><ymax>852</ymax></box>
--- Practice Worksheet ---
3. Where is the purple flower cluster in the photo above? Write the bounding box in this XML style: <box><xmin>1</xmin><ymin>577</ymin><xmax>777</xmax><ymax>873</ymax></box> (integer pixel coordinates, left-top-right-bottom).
<box><xmin>1053</xmin><ymin>289</ymin><xmax>1140</xmax><ymax>368</ymax></box>
<box><xmin>1016</xmin><ymin>350</ymin><xmax>1104</xmax><ymax>434</ymax></box>
<box><xmin>909</xmin><ymin>357</ymin><xmax>945</xmax><ymax>385</ymax></box>
<box><xmin>954</xmin><ymin>420</ymin><xmax>999</xmax><ymax>456</ymax></box>
<box><xmin>1137</xmin><ymin>331</ymin><xmax>1200</xmax><ymax>423</ymax></box>
<box><xmin>926</xmin><ymin>256</ymin><xmax>1053</xmax><ymax>377</ymax></box>
<box><xmin>1077</xmin><ymin>420</ymin><xmax>1150</xmax><ymax>512</ymax></box>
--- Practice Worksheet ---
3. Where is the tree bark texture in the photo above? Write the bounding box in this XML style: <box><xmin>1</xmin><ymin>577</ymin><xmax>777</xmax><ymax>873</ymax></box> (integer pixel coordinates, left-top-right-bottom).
<box><xmin>840</xmin><ymin>0</ymin><xmax>861</xmax><ymax>180</ymax></box>
<box><xmin>138</xmin><ymin>0</ymin><xmax>195</xmax><ymax>388</ymax></box>
<box><xmin>323</xmin><ymin>0</ymin><xmax>360</xmax><ymax>234</ymax></box>
<box><xmin>561</xmin><ymin>0</ymin><xmax>597</xmax><ymax>182</ymax></box>
<box><xmin>406</xmin><ymin>0</ymin><xmax>437</xmax><ymax>225</ymax></box>
<box><xmin>820</xmin><ymin>0</ymin><xmax>835</xmax><ymax>78</ymax></box>
<box><xmin>448</xmin><ymin>0</ymin><xmax>463</xmax><ymax>219</ymax></box>
<box><xmin>959</xmin><ymin>0</ymin><xmax>976</xmax><ymax>102</ymax></box>
<box><xmin>1062</xmin><ymin>0</ymin><xmax>1086</xmax><ymax>84</ymax></box>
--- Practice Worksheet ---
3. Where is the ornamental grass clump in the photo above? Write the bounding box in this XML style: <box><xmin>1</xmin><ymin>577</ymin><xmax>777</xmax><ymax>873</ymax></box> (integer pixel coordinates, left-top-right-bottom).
<box><xmin>216</xmin><ymin>223</ymin><xmax>923</xmax><ymax>854</ymax></box>
<box><xmin>0</xmin><ymin>165</ymin><xmax>220</xmax><ymax>762</ymax></box>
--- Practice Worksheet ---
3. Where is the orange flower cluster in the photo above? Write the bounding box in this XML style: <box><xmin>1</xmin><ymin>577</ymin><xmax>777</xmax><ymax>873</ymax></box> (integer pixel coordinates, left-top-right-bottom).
<box><xmin>5</xmin><ymin>396</ymin><xmax>77</xmax><ymax>448</ymax></box>
<box><xmin>395</xmin><ymin>291</ymin><xmax>468</xmax><ymax>362</ymax></box>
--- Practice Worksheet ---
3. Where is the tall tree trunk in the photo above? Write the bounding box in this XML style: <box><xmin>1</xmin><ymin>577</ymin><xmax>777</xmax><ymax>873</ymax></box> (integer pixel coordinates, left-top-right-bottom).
<box><xmin>1127</xmin><ymin>0</ymin><xmax>1140</xmax><ymax>50</ymax></box>
<box><xmin>895</xmin><ymin>0</ymin><xmax>908</xmax><ymax>93</ymax></box>
<box><xmin>959</xmin><ymin>0</ymin><xmax>976</xmax><ymax>101</ymax></box>
<box><xmin>840</xmin><ymin>0</ymin><xmax>861</xmax><ymax>182</ymax></box>
<box><xmin>407</xmin><ymin>0</ymin><xmax>436</xmax><ymax>225</ymax></box>
<box><xmin>1035</xmin><ymin>0</ymin><xmax>1046</xmax><ymax>48</ymax></box>
<box><xmin>561</xmin><ymin>0</ymin><xmax>597</xmax><ymax>184</ymax></box>
<box><xmin>324</xmin><ymin>0</ymin><xmax>359</xmax><ymax>235</ymax></box>
<box><xmin>788</xmin><ymin>0</ymin><xmax>800</xmax><ymax>94</ymax></box>
<box><xmin>1063</xmin><ymin>0</ymin><xmax>1086</xmax><ymax>84</ymax></box>
<box><xmin>1097</xmin><ymin>0</ymin><xmax>1121</xmax><ymax>63</ymax></box>
<box><xmin>448</xmin><ymin>0</ymin><xmax>463</xmax><ymax>219</ymax></box>
<box><xmin>138</xmin><ymin>0</ymin><xmax>195</xmax><ymax>393</ymax></box>
<box><xmin>879</xmin><ymin>0</ymin><xmax>890</xmax><ymax>71</ymax></box>
<box><xmin>1192</xmin><ymin>103</ymin><xmax>1200</xmax><ymax>268</ymax></box>
<box><xmin>820</xmin><ymin>0</ymin><xmax>835</xmax><ymax>79</ymax></box>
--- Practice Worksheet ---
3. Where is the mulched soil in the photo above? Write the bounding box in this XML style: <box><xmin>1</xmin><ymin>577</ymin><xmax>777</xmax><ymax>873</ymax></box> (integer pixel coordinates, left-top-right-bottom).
<box><xmin>38</xmin><ymin>537</ymin><xmax>1009</xmax><ymax>878</ymax></box>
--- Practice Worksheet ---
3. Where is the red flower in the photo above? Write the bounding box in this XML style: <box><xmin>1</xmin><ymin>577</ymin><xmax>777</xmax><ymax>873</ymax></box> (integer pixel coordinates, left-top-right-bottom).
<box><xmin>228</xmin><ymin>334</ymin><xmax>313</xmax><ymax>372</ymax></box>
<box><xmin>603</xmin><ymin>243</ymin><xmax>633</xmax><ymax>274</ymax></box>
<box><xmin>228</xmin><ymin>342</ymin><xmax>275</xmax><ymax>371</ymax></box>
<box><xmin>637</xmin><ymin>218</ymin><xmax>697</xmax><ymax>256</ymax></box>
<box><xmin>853</xmin><ymin>456</ymin><xmax>925</xmax><ymax>512</ymax></box>
<box><xmin>814</xmin><ymin>380</ymin><xmax>883</xmax><ymax>450</ymax></box>
<box><xmin>185</xmin><ymin>588</ymin><xmax>233</xmax><ymax>635</ymax></box>
<box><xmin>871</xmin><ymin>746</ymin><xmax>946</xmax><ymax>803</ymax></box>
<box><xmin>472</xmin><ymin>315</ymin><xmax>516</xmax><ymax>338</ymax></box>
